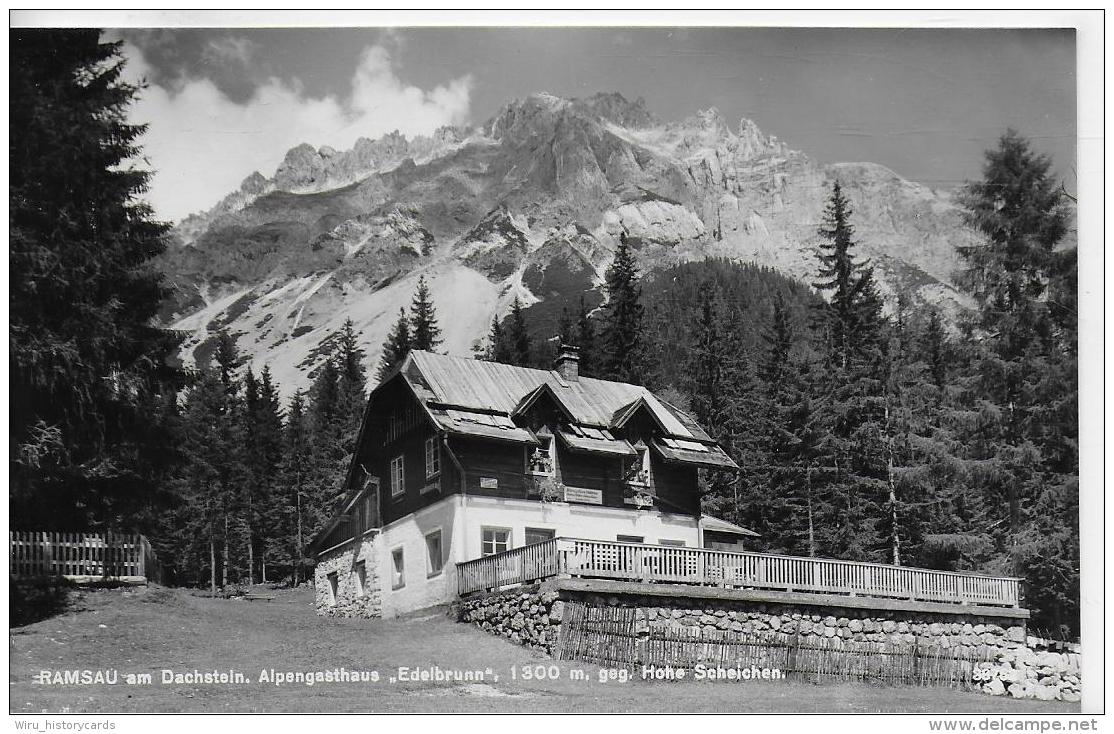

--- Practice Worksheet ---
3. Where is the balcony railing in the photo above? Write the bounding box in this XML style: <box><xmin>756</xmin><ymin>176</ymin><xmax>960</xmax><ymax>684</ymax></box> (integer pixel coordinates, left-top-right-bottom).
<box><xmin>456</xmin><ymin>537</ymin><xmax>1022</xmax><ymax>608</ymax></box>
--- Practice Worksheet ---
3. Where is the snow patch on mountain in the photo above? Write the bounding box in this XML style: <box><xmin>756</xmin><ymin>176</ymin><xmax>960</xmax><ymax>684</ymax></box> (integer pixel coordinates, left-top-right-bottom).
<box><xmin>162</xmin><ymin>90</ymin><xmax>987</xmax><ymax>396</ymax></box>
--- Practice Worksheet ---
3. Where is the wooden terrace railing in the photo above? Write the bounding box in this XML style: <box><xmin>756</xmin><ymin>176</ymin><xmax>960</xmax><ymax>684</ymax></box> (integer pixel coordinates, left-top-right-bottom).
<box><xmin>456</xmin><ymin>537</ymin><xmax>1021</xmax><ymax>608</ymax></box>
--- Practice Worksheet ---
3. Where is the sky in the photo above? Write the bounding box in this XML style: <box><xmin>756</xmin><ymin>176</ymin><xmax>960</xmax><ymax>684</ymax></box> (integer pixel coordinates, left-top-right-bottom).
<box><xmin>111</xmin><ymin>27</ymin><xmax>1077</xmax><ymax>223</ymax></box>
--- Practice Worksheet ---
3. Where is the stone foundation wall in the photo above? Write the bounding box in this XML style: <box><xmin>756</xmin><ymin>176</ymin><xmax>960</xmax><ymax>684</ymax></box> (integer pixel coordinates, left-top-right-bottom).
<box><xmin>454</xmin><ymin>584</ymin><xmax>560</xmax><ymax>653</ymax></box>
<box><xmin>454</xmin><ymin>584</ymin><xmax>1081</xmax><ymax>700</ymax></box>
<box><xmin>564</xmin><ymin>590</ymin><xmax>1026</xmax><ymax>656</ymax></box>
<box><xmin>314</xmin><ymin>533</ymin><xmax>381</xmax><ymax>618</ymax></box>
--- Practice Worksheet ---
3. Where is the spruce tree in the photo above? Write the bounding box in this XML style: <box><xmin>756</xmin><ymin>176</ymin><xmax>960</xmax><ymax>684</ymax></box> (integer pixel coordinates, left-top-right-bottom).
<box><xmin>171</xmin><ymin>355</ymin><xmax>247</xmax><ymax>590</ymax></box>
<box><xmin>809</xmin><ymin>182</ymin><xmax>891</xmax><ymax>562</ymax></box>
<box><xmin>215</xmin><ymin>331</ymin><xmax>242</xmax><ymax>395</ymax></box>
<box><xmin>683</xmin><ymin>290</ymin><xmax>757</xmax><ymax>526</ymax></box>
<box><xmin>307</xmin><ymin>357</ymin><xmax>346</xmax><ymax>527</ymax></box>
<box><xmin>600</xmin><ymin>234</ymin><xmax>645</xmax><ymax>383</ymax></box>
<box><xmin>377</xmin><ymin>308</ymin><xmax>411</xmax><ymax>382</ymax></box>
<box><xmin>957</xmin><ymin>130</ymin><xmax>1077</xmax><ymax>633</ymax></box>
<box><xmin>484</xmin><ymin>317</ymin><xmax>513</xmax><ymax>364</ymax></box>
<box><xmin>409</xmin><ymin>275</ymin><xmax>443</xmax><ymax>352</ymax></box>
<box><xmin>246</xmin><ymin>365</ymin><xmax>285</xmax><ymax>582</ymax></box>
<box><xmin>335</xmin><ymin>319</ymin><xmax>368</xmax><ymax>455</ymax></box>
<box><xmin>759</xmin><ymin>293</ymin><xmax>794</xmax><ymax>392</ymax></box>
<box><xmin>10</xmin><ymin>29</ymin><xmax>185</xmax><ymax>530</ymax></box>
<box><xmin>277</xmin><ymin>391</ymin><xmax>314</xmax><ymax>584</ymax></box>
<box><xmin>507</xmin><ymin>296</ymin><xmax>533</xmax><ymax>367</ymax></box>
<box><xmin>812</xmin><ymin>182</ymin><xmax>884</xmax><ymax>370</ymax></box>
<box><xmin>683</xmin><ymin>290</ymin><xmax>734</xmax><ymax>438</ymax></box>
<box><xmin>922</xmin><ymin>311</ymin><xmax>949</xmax><ymax>390</ymax></box>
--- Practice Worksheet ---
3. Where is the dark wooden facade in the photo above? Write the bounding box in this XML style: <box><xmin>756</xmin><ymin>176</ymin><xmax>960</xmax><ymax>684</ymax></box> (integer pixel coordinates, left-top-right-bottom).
<box><xmin>309</xmin><ymin>351</ymin><xmax>735</xmax><ymax>556</ymax></box>
<box><xmin>342</xmin><ymin>374</ymin><xmax>703</xmax><ymax>529</ymax></box>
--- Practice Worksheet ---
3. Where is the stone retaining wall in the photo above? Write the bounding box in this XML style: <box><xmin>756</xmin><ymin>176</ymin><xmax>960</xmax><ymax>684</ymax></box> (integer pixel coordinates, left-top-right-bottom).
<box><xmin>569</xmin><ymin>589</ymin><xmax>1027</xmax><ymax>656</ymax></box>
<box><xmin>314</xmin><ymin>533</ymin><xmax>381</xmax><ymax>618</ymax></box>
<box><xmin>454</xmin><ymin>584</ymin><xmax>1081</xmax><ymax>700</ymax></box>
<box><xmin>454</xmin><ymin>584</ymin><xmax>560</xmax><ymax>653</ymax></box>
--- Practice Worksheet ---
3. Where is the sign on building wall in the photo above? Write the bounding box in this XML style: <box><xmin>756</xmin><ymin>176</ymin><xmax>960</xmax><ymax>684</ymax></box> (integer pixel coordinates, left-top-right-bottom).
<box><xmin>479</xmin><ymin>477</ymin><xmax>498</xmax><ymax>489</ymax></box>
<box><xmin>563</xmin><ymin>486</ymin><xmax>603</xmax><ymax>505</ymax></box>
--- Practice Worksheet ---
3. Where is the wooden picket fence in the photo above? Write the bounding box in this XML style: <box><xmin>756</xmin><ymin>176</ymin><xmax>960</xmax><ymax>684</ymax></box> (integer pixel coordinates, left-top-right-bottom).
<box><xmin>9</xmin><ymin>531</ymin><xmax>162</xmax><ymax>584</ymax></box>
<box><xmin>555</xmin><ymin>601</ymin><xmax>991</xmax><ymax>689</ymax></box>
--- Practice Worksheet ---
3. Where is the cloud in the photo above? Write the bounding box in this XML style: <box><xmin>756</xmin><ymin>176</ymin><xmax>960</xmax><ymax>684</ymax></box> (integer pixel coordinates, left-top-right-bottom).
<box><xmin>122</xmin><ymin>42</ymin><xmax>472</xmax><ymax>223</ymax></box>
<box><xmin>201</xmin><ymin>36</ymin><xmax>260</xmax><ymax>68</ymax></box>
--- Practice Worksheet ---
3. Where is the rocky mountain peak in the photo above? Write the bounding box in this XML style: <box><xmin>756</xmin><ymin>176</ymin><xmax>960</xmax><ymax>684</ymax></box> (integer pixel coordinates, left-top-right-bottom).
<box><xmin>162</xmin><ymin>90</ymin><xmax>984</xmax><ymax>396</ymax></box>
<box><xmin>572</xmin><ymin>91</ymin><xmax>656</xmax><ymax>128</ymax></box>
<box><xmin>486</xmin><ymin>91</ymin><xmax>657</xmax><ymax>143</ymax></box>
<box><xmin>239</xmin><ymin>170</ymin><xmax>268</xmax><ymax>195</ymax></box>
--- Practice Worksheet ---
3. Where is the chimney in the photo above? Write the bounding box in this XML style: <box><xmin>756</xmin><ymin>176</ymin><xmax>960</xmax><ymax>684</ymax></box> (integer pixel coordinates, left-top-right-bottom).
<box><xmin>553</xmin><ymin>343</ymin><xmax>580</xmax><ymax>382</ymax></box>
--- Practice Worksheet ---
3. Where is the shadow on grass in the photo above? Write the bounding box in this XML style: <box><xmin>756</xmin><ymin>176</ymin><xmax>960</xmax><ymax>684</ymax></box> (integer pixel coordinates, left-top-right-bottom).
<box><xmin>10</xmin><ymin>577</ymin><xmax>75</xmax><ymax>627</ymax></box>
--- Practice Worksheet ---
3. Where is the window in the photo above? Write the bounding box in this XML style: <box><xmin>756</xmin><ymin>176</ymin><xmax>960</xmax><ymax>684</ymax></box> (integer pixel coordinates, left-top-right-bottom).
<box><xmin>354</xmin><ymin>561</ymin><xmax>367</xmax><ymax>597</ymax></box>
<box><xmin>527</xmin><ymin>435</ymin><xmax>555</xmax><ymax>475</ymax></box>
<box><xmin>390</xmin><ymin>455</ymin><xmax>405</xmax><ymax>497</ymax></box>
<box><xmin>525</xmin><ymin>527</ymin><xmax>555</xmax><ymax>546</ymax></box>
<box><xmin>391</xmin><ymin>548</ymin><xmax>405</xmax><ymax>590</ymax></box>
<box><xmin>326</xmin><ymin>571</ymin><xmax>339</xmax><ymax>605</ymax></box>
<box><xmin>481</xmin><ymin>527</ymin><xmax>511</xmax><ymax>557</ymax></box>
<box><xmin>659</xmin><ymin>539</ymin><xmax>686</xmax><ymax>547</ymax></box>
<box><xmin>425</xmin><ymin>437</ymin><xmax>440</xmax><ymax>478</ymax></box>
<box><xmin>617</xmin><ymin>535</ymin><xmax>644</xmax><ymax>544</ymax></box>
<box><xmin>426</xmin><ymin>530</ymin><xmax>443</xmax><ymax>577</ymax></box>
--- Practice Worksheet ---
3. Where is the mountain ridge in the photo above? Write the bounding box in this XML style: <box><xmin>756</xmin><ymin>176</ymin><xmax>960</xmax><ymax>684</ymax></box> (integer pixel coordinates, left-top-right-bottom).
<box><xmin>159</xmin><ymin>91</ymin><xmax>983</xmax><ymax>396</ymax></box>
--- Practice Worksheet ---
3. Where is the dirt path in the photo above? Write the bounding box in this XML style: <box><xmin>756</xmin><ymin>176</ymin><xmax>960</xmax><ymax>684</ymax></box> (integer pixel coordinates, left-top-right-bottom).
<box><xmin>8</xmin><ymin>586</ymin><xmax>1080</xmax><ymax>714</ymax></box>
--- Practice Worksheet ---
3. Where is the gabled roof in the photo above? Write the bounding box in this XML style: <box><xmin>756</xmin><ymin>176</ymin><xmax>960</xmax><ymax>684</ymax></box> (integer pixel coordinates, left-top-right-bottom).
<box><xmin>511</xmin><ymin>382</ymin><xmax>577</xmax><ymax>423</ymax></box>
<box><xmin>610</xmin><ymin>394</ymin><xmax>694</xmax><ymax>437</ymax></box>
<box><xmin>700</xmin><ymin>514</ymin><xmax>761</xmax><ymax>538</ymax></box>
<box><xmin>403</xmin><ymin>350</ymin><xmax>715</xmax><ymax>442</ymax></box>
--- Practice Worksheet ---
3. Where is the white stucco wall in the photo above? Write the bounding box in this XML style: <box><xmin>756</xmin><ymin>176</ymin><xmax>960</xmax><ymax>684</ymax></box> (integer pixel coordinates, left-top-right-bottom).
<box><xmin>377</xmin><ymin>495</ymin><xmax>464</xmax><ymax>617</ymax></box>
<box><xmin>458</xmin><ymin>495</ymin><xmax>701</xmax><ymax>561</ymax></box>
<box><xmin>374</xmin><ymin>494</ymin><xmax>705</xmax><ymax>616</ymax></box>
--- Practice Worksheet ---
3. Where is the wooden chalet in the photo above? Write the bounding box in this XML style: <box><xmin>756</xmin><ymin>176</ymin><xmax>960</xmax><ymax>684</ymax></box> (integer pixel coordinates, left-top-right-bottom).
<box><xmin>309</xmin><ymin>345</ymin><xmax>753</xmax><ymax>617</ymax></box>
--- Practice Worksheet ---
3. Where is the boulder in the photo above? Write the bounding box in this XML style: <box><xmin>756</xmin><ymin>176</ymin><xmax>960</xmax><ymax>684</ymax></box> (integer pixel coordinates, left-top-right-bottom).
<box><xmin>1034</xmin><ymin>685</ymin><xmax>1059</xmax><ymax>701</ymax></box>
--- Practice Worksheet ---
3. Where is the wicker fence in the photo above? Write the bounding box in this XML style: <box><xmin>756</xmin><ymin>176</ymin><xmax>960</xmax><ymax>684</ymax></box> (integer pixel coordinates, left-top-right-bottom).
<box><xmin>555</xmin><ymin>601</ymin><xmax>991</xmax><ymax>688</ymax></box>
<box><xmin>9</xmin><ymin>532</ymin><xmax>162</xmax><ymax>584</ymax></box>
